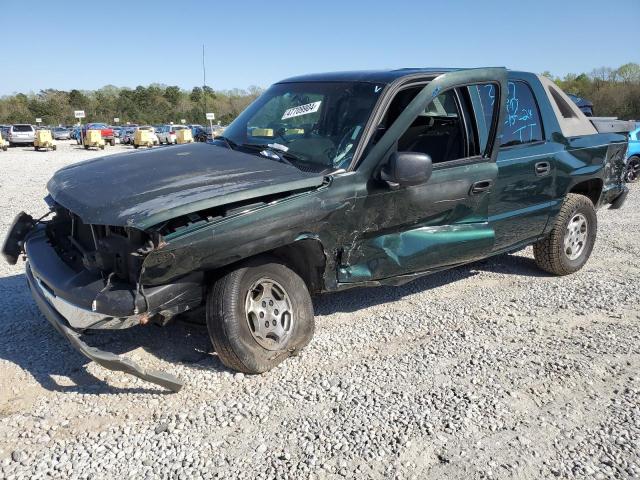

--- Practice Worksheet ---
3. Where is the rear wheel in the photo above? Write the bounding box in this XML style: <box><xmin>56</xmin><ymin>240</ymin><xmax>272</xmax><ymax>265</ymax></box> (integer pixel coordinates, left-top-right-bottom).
<box><xmin>533</xmin><ymin>193</ymin><xmax>597</xmax><ymax>275</ymax></box>
<box><xmin>625</xmin><ymin>156</ymin><xmax>640</xmax><ymax>183</ymax></box>
<box><xmin>206</xmin><ymin>256</ymin><xmax>315</xmax><ymax>373</ymax></box>
<box><xmin>110</xmin><ymin>139</ymin><xmax>115</xmax><ymax>146</ymax></box>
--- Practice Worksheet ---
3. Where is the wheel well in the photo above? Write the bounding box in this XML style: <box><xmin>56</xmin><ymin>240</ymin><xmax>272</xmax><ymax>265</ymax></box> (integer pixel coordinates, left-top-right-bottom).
<box><xmin>203</xmin><ymin>239</ymin><xmax>328</xmax><ymax>294</ymax></box>
<box><xmin>271</xmin><ymin>239</ymin><xmax>327</xmax><ymax>294</ymax></box>
<box><xmin>570</xmin><ymin>178</ymin><xmax>603</xmax><ymax>206</ymax></box>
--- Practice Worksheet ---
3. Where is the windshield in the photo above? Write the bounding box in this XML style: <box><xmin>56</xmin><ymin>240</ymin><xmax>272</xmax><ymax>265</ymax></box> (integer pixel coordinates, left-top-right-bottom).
<box><xmin>222</xmin><ymin>81</ymin><xmax>382</xmax><ymax>172</ymax></box>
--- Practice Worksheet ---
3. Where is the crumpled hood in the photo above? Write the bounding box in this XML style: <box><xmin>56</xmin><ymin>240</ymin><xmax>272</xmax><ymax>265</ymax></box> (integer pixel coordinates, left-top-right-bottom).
<box><xmin>47</xmin><ymin>143</ymin><xmax>325</xmax><ymax>229</ymax></box>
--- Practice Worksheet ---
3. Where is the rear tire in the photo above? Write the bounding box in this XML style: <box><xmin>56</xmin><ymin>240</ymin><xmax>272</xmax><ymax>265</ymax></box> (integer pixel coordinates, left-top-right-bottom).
<box><xmin>533</xmin><ymin>193</ymin><xmax>597</xmax><ymax>275</ymax></box>
<box><xmin>206</xmin><ymin>256</ymin><xmax>315</xmax><ymax>374</ymax></box>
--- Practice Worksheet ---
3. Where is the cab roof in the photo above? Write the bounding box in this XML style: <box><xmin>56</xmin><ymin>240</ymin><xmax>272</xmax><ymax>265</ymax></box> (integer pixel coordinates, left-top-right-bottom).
<box><xmin>278</xmin><ymin>67</ymin><xmax>519</xmax><ymax>85</ymax></box>
<box><xmin>278</xmin><ymin>68</ymin><xmax>456</xmax><ymax>84</ymax></box>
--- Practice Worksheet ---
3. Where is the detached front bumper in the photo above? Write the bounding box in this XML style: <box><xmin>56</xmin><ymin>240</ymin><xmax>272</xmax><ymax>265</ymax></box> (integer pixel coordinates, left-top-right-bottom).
<box><xmin>26</xmin><ymin>263</ymin><xmax>183</xmax><ymax>392</ymax></box>
<box><xmin>3</xmin><ymin>215</ymin><xmax>201</xmax><ymax>392</ymax></box>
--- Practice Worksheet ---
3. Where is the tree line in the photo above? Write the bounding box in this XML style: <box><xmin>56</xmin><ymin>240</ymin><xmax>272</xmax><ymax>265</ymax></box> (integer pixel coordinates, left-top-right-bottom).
<box><xmin>0</xmin><ymin>84</ymin><xmax>263</xmax><ymax>126</ymax></box>
<box><xmin>1</xmin><ymin>63</ymin><xmax>639</xmax><ymax>126</ymax></box>
<box><xmin>542</xmin><ymin>62</ymin><xmax>640</xmax><ymax>119</ymax></box>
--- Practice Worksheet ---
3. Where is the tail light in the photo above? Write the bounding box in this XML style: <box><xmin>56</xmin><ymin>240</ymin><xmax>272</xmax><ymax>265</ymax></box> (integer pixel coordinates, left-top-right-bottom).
<box><xmin>170</xmin><ymin>131</ymin><xmax>175</xmax><ymax>135</ymax></box>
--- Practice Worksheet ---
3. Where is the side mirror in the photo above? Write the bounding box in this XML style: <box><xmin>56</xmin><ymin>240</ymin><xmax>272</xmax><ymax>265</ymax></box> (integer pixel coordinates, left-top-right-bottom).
<box><xmin>381</xmin><ymin>151</ymin><xmax>433</xmax><ymax>188</ymax></box>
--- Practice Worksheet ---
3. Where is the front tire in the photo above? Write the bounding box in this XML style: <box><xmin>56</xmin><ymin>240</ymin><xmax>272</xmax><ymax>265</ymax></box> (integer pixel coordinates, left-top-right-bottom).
<box><xmin>625</xmin><ymin>156</ymin><xmax>640</xmax><ymax>183</ymax></box>
<box><xmin>206</xmin><ymin>256</ymin><xmax>314</xmax><ymax>374</ymax></box>
<box><xmin>533</xmin><ymin>193</ymin><xmax>597</xmax><ymax>275</ymax></box>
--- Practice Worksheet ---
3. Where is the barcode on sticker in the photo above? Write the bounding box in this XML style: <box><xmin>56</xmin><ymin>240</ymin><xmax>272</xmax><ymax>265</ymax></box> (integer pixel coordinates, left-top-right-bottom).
<box><xmin>282</xmin><ymin>101</ymin><xmax>322</xmax><ymax>120</ymax></box>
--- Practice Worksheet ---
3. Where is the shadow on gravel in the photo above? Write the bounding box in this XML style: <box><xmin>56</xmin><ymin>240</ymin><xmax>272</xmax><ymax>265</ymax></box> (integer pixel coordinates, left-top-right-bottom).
<box><xmin>314</xmin><ymin>252</ymin><xmax>551</xmax><ymax>315</ymax></box>
<box><xmin>0</xmin><ymin>273</ymin><xmax>223</xmax><ymax>395</ymax></box>
<box><xmin>0</xmin><ymin>252</ymin><xmax>550</xmax><ymax>394</ymax></box>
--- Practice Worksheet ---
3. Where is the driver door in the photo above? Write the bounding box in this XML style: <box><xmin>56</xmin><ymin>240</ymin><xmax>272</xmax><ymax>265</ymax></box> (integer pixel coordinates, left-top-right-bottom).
<box><xmin>338</xmin><ymin>68</ymin><xmax>508</xmax><ymax>283</ymax></box>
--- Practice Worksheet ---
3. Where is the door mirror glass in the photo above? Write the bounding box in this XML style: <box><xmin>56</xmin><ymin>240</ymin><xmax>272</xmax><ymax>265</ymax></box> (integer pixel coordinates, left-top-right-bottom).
<box><xmin>381</xmin><ymin>151</ymin><xmax>433</xmax><ymax>188</ymax></box>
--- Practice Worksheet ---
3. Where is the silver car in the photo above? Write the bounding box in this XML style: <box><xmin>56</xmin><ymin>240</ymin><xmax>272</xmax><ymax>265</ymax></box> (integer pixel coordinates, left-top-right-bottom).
<box><xmin>52</xmin><ymin>127</ymin><xmax>71</xmax><ymax>140</ymax></box>
<box><xmin>8</xmin><ymin>124</ymin><xmax>35</xmax><ymax>145</ymax></box>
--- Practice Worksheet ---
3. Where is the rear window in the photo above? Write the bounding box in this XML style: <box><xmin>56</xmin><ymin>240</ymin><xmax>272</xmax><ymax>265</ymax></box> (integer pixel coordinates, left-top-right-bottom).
<box><xmin>12</xmin><ymin>125</ymin><xmax>34</xmax><ymax>132</ymax></box>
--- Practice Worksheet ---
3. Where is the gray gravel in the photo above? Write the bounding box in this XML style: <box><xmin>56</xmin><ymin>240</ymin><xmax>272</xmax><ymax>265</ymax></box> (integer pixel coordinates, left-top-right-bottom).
<box><xmin>0</xmin><ymin>142</ymin><xmax>638</xmax><ymax>479</ymax></box>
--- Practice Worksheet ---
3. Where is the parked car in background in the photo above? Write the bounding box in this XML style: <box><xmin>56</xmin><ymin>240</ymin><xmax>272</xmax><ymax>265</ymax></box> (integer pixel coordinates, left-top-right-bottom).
<box><xmin>625</xmin><ymin>122</ymin><xmax>640</xmax><ymax>183</ymax></box>
<box><xmin>192</xmin><ymin>125</ymin><xmax>208</xmax><ymax>142</ymax></box>
<box><xmin>121</xmin><ymin>127</ymin><xmax>136</xmax><ymax>145</ymax></box>
<box><xmin>157</xmin><ymin>125</ymin><xmax>188</xmax><ymax>145</ymax></box>
<box><xmin>567</xmin><ymin>93</ymin><xmax>594</xmax><ymax>117</ymax></box>
<box><xmin>70</xmin><ymin>126</ymin><xmax>82</xmax><ymax>144</ymax></box>
<box><xmin>210</xmin><ymin>124</ymin><xmax>226</xmax><ymax>138</ymax></box>
<box><xmin>81</xmin><ymin>123</ymin><xmax>116</xmax><ymax>146</ymax></box>
<box><xmin>52</xmin><ymin>127</ymin><xmax>71</xmax><ymax>140</ymax></box>
<box><xmin>8</xmin><ymin>124</ymin><xmax>36</xmax><ymax>146</ymax></box>
<box><xmin>111</xmin><ymin>127</ymin><xmax>123</xmax><ymax>143</ymax></box>
<box><xmin>0</xmin><ymin>126</ymin><xmax>9</xmax><ymax>141</ymax></box>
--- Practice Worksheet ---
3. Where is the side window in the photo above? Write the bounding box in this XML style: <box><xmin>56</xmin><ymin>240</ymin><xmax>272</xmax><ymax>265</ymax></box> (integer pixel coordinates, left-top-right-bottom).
<box><xmin>392</xmin><ymin>89</ymin><xmax>467</xmax><ymax>164</ymax></box>
<box><xmin>477</xmin><ymin>81</ymin><xmax>543</xmax><ymax>148</ymax></box>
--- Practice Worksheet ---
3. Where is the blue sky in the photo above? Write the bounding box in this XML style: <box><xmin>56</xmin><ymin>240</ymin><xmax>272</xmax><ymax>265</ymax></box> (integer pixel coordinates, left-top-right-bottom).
<box><xmin>1</xmin><ymin>0</ymin><xmax>637</xmax><ymax>95</ymax></box>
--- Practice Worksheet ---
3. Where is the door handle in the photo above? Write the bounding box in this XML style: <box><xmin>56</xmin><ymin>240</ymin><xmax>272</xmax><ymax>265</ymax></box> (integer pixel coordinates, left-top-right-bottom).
<box><xmin>470</xmin><ymin>179</ymin><xmax>493</xmax><ymax>195</ymax></box>
<box><xmin>535</xmin><ymin>161</ymin><xmax>551</xmax><ymax>176</ymax></box>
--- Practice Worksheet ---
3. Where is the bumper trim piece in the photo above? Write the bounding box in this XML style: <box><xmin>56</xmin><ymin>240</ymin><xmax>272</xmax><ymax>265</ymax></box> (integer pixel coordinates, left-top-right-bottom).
<box><xmin>609</xmin><ymin>186</ymin><xmax>629</xmax><ymax>210</ymax></box>
<box><xmin>26</xmin><ymin>263</ymin><xmax>183</xmax><ymax>392</ymax></box>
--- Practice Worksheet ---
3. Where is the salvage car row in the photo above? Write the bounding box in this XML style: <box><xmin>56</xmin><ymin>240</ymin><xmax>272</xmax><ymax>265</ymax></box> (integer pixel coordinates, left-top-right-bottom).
<box><xmin>0</xmin><ymin>123</ymin><xmax>227</xmax><ymax>150</ymax></box>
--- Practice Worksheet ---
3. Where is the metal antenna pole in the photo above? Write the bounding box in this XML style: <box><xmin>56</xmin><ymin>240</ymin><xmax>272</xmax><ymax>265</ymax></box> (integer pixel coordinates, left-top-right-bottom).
<box><xmin>202</xmin><ymin>44</ymin><xmax>207</xmax><ymax>121</ymax></box>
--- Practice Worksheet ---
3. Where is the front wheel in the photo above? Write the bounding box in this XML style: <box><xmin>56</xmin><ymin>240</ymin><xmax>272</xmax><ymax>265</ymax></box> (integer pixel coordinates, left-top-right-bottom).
<box><xmin>533</xmin><ymin>193</ymin><xmax>597</xmax><ymax>275</ymax></box>
<box><xmin>206</xmin><ymin>256</ymin><xmax>315</xmax><ymax>374</ymax></box>
<box><xmin>625</xmin><ymin>156</ymin><xmax>640</xmax><ymax>183</ymax></box>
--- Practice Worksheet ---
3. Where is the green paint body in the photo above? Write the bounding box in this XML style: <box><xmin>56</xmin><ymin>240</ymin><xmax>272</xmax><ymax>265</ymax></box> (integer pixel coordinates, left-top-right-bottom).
<box><xmin>141</xmin><ymin>69</ymin><xmax>628</xmax><ymax>291</ymax></box>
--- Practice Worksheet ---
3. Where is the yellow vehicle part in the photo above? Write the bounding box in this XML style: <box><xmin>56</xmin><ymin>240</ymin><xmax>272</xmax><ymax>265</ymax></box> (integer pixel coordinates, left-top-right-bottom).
<box><xmin>176</xmin><ymin>129</ymin><xmax>193</xmax><ymax>144</ymax></box>
<box><xmin>85</xmin><ymin>129</ymin><xmax>105</xmax><ymax>147</ymax></box>
<box><xmin>251</xmin><ymin>128</ymin><xmax>274</xmax><ymax>137</ymax></box>
<box><xmin>134</xmin><ymin>129</ymin><xmax>153</xmax><ymax>147</ymax></box>
<box><xmin>0</xmin><ymin>136</ymin><xmax>7</xmax><ymax>151</ymax></box>
<box><xmin>34</xmin><ymin>130</ymin><xmax>56</xmax><ymax>150</ymax></box>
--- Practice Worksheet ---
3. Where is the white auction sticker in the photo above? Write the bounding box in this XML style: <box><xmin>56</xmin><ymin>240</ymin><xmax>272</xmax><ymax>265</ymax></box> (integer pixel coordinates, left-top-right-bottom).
<box><xmin>281</xmin><ymin>101</ymin><xmax>321</xmax><ymax>120</ymax></box>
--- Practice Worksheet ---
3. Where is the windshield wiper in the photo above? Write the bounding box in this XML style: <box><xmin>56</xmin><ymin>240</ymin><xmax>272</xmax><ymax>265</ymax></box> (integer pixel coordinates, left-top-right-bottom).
<box><xmin>240</xmin><ymin>143</ymin><xmax>302</xmax><ymax>167</ymax></box>
<box><xmin>214</xmin><ymin>136</ymin><xmax>237</xmax><ymax>150</ymax></box>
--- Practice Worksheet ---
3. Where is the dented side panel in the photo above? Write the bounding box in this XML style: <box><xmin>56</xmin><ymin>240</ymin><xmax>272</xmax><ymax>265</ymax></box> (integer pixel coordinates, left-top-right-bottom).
<box><xmin>337</xmin><ymin>161</ymin><xmax>498</xmax><ymax>282</ymax></box>
<box><xmin>338</xmin><ymin>223</ymin><xmax>495</xmax><ymax>282</ymax></box>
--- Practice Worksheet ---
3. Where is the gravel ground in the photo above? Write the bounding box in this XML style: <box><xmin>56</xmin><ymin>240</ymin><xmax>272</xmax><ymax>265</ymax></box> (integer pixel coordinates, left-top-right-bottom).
<box><xmin>0</xmin><ymin>141</ymin><xmax>638</xmax><ymax>479</ymax></box>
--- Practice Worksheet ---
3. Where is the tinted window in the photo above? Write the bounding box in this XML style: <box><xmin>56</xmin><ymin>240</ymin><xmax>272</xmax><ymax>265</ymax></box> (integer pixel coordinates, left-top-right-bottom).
<box><xmin>477</xmin><ymin>81</ymin><xmax>543</xmax><ymax>147</ymax></box>
<box><xmin>12</xmin><ymin>125</ymin><xmax>34</xmax><ymax>132</ymax></box>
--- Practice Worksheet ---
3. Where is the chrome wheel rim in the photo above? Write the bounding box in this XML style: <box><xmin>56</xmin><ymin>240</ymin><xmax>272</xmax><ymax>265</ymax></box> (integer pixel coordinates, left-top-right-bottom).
<box><xmin>564</xmin><ymin>213</ymin><xmax>588</xmax><ymax>260</ymax></box>
<box><xmin>626</xmin><ymin>159</ymin><xmax>640</xmax><ymax>183</ymax></box>
<box><xmin>245</xmin><ymin>278</ymin><xmax>293</xmax><ymax>350</ymax></box>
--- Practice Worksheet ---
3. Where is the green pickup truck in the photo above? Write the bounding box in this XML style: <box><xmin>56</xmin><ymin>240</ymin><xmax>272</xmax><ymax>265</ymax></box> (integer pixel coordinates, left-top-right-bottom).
<box><xmin>2</xmin><ymin>68</ymin><xmax>630</xmax><ymax>391</ymax></box>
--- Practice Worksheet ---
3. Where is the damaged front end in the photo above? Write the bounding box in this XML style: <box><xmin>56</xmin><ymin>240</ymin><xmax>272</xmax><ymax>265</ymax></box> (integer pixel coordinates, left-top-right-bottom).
<box><xmin>2</xmin><ymin>201</ymin><xmax>203</xmax><ymax>392</ymax></box>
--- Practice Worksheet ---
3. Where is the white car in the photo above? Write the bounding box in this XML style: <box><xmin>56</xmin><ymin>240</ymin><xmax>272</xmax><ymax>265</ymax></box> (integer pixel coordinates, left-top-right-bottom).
<box><xmin>156</xmin><ymin>125</ymin><xmax>189</xmax><ymax>145</ymax></box>
<box><xmin>8</xmin><ymin>124</ymin><xmax>36</xmax><ymax>146</ymax></box>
